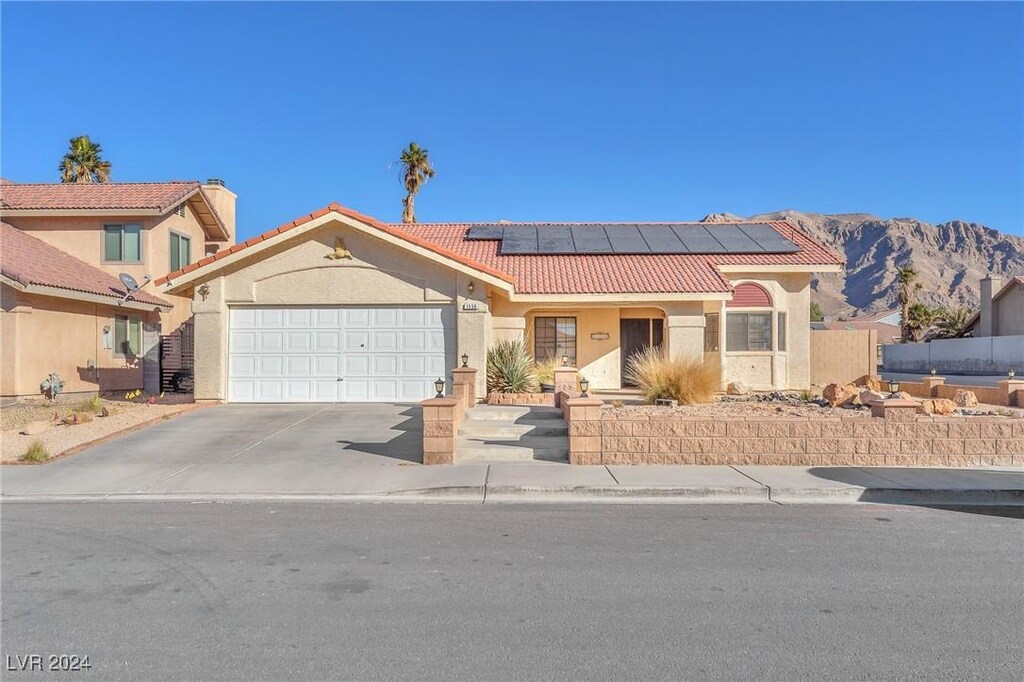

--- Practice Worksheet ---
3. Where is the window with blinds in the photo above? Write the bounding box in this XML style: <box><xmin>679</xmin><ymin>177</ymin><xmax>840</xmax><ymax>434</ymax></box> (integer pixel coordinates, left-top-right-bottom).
<box><xmin>726</xmin><ymin>312</ymin><xmax>772</xmax><ymax>351</ymax></box>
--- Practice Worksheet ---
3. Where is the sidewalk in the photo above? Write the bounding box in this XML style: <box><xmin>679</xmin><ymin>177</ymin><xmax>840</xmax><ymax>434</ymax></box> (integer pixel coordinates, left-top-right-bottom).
<box><xmin>4</xmin><ymin>462</ymin><xmax>1022</xmax><ymax>505</ymax></box>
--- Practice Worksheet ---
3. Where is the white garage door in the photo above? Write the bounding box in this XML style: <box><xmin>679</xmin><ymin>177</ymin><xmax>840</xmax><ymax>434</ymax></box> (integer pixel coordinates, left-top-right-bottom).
<box><xmin>228</xmin><ymin>306</ymin><xmax>451</xmax><ymax>403</ymax></box>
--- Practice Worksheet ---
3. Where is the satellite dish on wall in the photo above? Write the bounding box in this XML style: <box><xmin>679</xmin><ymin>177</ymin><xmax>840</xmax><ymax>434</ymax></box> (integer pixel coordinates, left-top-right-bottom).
<box><xmin>119</xmin><ymin>273</ymin><xmax>140</xmax><ymax>293</ymax></box>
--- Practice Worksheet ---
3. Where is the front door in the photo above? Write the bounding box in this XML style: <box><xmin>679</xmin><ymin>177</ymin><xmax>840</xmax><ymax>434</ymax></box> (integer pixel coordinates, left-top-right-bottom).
<box><xmin>620</xmin><ymin>318</ymin><xmax>664</xmax><ymax>386</ymax></box>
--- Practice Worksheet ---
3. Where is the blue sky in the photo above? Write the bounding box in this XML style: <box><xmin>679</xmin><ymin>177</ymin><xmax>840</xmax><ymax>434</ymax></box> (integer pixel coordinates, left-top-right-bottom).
<box><xmin>2</xmin><ymin>2</ymin><xmax>1022</xmax><ymax>238</ymax></box>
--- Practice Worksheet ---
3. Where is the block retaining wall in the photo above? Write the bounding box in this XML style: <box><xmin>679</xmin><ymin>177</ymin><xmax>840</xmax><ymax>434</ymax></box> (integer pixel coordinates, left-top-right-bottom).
<box><xmin>565</xmin><ymin>405</ymin><xmax>1023</xmax><ymax>467</ymax></box>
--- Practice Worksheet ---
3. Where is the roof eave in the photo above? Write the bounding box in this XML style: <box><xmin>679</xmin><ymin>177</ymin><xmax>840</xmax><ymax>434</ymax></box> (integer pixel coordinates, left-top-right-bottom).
<box><xmin>1</xmin><ymin>275</ymin><xmax>171</xmax><ymax>311</ymax></box>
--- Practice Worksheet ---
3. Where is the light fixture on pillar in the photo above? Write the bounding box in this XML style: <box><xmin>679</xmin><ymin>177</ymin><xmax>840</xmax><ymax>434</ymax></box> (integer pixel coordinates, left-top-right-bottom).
<box><xmin>461</xmin><ymin>353</ymin><xmax>469</xmax><ymax>368</ymax></box>
<box><xmin>561</xmin><ymin>354</ymin><xmax>569</xmax><ymax>367</ymax></box>
<box><xmin>930</xmin><ymin>368</ymin><xmax>937</xmax><ymax>376</ymax></box>
<box><xmin>1009</xmin><ymin>369</ymin><xmax>1017</xmax><ymax>379</ymax></box>
<box><xmin>887</xmin><ymin>378</ymin><xmax>900</xmax><ymax>396</ymax></box>
<box><xmin>579</xmin><ymin>377</ymin><xmax>590</xmax><ymax>398</ymax></box>
<box><xmin>434</xmin><ymin>377</ymin><xmax>445</xmax><ymax>398</ymax></box>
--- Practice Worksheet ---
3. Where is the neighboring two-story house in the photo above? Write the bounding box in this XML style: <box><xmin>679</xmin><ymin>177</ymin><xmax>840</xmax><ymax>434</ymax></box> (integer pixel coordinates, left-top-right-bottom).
<box><xmin>1</xmin><ymin>179</ymin><xmax>235</xmax><ymax>398</ymax></box>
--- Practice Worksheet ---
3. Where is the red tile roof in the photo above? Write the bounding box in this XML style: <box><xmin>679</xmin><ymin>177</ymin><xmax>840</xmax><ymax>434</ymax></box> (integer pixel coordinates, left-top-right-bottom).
<box><xmin>0</xmin><ymin>222</ymin><xmax>169</xmax><ymax>307</ymax></box>
<box><xmin>0</xmin><ymin>181</ymin><xmax>200</xmax><ymax>212</ymax></box>
<box><xmin>156</xmin><ymin>203</ymin><xmax>844</xmax><ymax>295</ymax></box>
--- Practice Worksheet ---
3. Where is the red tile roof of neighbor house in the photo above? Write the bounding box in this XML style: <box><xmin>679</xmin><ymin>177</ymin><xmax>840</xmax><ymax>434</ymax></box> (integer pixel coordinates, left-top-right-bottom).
<box><xmin>156</xmin><ymin>203</ymin><xmax>844</xmax><ymax>295</ymax></box>
<box><xmin>0</xmin><ymin>222</ymin><xmax>169</xmax><ymax>307</ymax></box>
<box><xmin>0</xmin><ymin>181</ymin><xmax>201</xmax><ymax>212</ymax></box>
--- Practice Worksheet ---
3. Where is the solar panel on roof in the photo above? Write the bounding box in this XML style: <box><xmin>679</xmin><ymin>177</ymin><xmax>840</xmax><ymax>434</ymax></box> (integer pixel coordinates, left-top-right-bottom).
<box><xmin>673</xmin><ymin>226</ymin><xmax>728</xmax><ymax>253</ymax></box>
<box><xmin>707</xmin><ymin>225</ymin><xmax>763</xmax><ymax>252</ymax></box>
<box><xmin>499</xmin><ymin>227</ymin><xmax>539</xmax><ymax>254</ymax></box>
<box><xmin>466</xmin><ymin>225</ymin><xmax>504</xmax><ymax>240</ymax></box>
<box><xmin>736</xmin><ymin>224</ymin><xmax>802</xmax><ymax>253</ymax></box>
<box><xmin>606</xmin><ymin>226</ymin><xmax>651</xmax><ymax>254</ymax></box>
<box><xmin>570</xmin><ymin>226</ymin><xmax>613</xmax><ymax>253</ymax></box>
<box><xmin>537</xmin><ymin>226</ymin><xmax>575</xmax><ymax>253</ymax></box>
<box><xmin>638</xmin><ymin>225</ymin><xmax>687</xmax><ymax>253</ymax></box>
<box><xmin>464</xmin><ymin>222</ymin><xmax>801</xmax><ymax>255</ymax></box>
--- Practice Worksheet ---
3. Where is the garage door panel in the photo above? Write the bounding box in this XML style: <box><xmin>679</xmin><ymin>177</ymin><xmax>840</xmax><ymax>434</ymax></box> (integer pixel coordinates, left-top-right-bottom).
<box><xmin>313</xmin><ymin>356</ymin><xmax>340</xmax><ymax>377</ymax></box>
<box><xmin>316</xmin><ymin>331</ymin><xmax>341</xmax><ymax>352</ymax></box>
<box><xmin>344</xmin><ymin>355</ymin><xmax>369</xmax><ymax>377</ymax></box>
<box><xmin>258</xmin><ymin>331</ymin><xmax>284</xmax><ymax>352</ymax></box>
<box><xmin>401</xmin><ymin>331</ymin><xmax>427</xmax><ymax>351</ymax></box>
<box><xmin>372</xmin><ymin>309</ymin><xmax>398</xmax><ymax>326</ymax></box>
<box><xmin>286</xmin><ymin>309</ymin><xmax>312</xmax><ymax>327</ymax></box>
<box><xmin>258</xmin><ymin>309</ymin><xmax>285</xmax><ymax>328</ymax></box>
<box><xmin>229</xmin><ymin>306</ymin><xmax>450</xmax><ymax>403</ymax></box>
<box><xmin>372</xmin><ymin>331</ymin><xmax>398</xmax><ymax>352</ymax></box>
<box><xmin>287</xmin><ymin>331</ymin><xmax>312</xmax><ymax>352</ymax></box>
<box><xmin>315</xmin><ymin>309</ymin><xmax>341</xmax><ymax>328</ymax></box>
<box><xmin>286</xmin><ymin>356</ymin><xmax>311</xmax><ymax>376</ymax></box>
<box><xmin>344</xmin><ymin>332</ymin><xmax>368</xmax><ymax>351</ymax></box>
<box><xmin>372</xmin><ymin>356</ymin><xmax>398</xmax><ymax>376</ymax></box>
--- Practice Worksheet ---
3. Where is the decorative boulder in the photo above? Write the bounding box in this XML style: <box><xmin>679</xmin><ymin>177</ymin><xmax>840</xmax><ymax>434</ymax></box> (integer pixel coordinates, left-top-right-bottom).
<box><xmin>921</xmin><ymin>398</ymin><xmax>957</xmax><ymax>416</ymax></box>
<box><xmin>823</xmin><ymin>383</ymin><xmax>858</xmax><ymax>407</ymax></box>
<box><xmin>726</xmin><ymin>381</ymin><xmax>750</xmax><ymax>396</ymax></box>
<box><xmin>863</xmin><ymin>377</ymin><xmax>884</xmax><ymax>392</ymax></box>
<box><xmin>859</xmin><ymin>389</ymin><xmax>887</xmax><ymax>404</ymax></box>
<box><xmin>20</xmin><ymin>420</ymin><xmax>51</xmax><ymax>436</ymax></box>
<box><xmin>893</xmin><ymin>391</ymin><xmax>913</xmax><ymax>401</ymax></box>
<box><xmin>954</xmin><ymin>389</ymin><xmax>978</xmax><ymax>408</ymax></box>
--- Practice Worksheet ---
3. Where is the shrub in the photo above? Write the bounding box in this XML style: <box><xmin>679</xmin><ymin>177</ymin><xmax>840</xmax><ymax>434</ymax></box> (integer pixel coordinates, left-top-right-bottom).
<box><xmin>487</xmin><ymin>339</ymin><xmax>539</xmax><ymax>394</ymax></box>
<box><xmin>76</xmin><ymin>395</ymin><xmax>103</xmax><ymax>413</ymax></box>
<box><xmin>624</xmin><ymin>347</ymin><xmax>718</xmax><ymax>406</ymax></box>
<box><xmin>21</xmin><ymin>440</ymin><xmax>50</xmax><ymax>463</ymax></box>
<box><xmin>533</xmin><ymin>356</ymin><xmax>560</xmax><ymax>386</ymax></box>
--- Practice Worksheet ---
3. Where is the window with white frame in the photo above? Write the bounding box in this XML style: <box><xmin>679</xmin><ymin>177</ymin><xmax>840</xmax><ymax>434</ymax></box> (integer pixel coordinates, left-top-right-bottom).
<box><xmin>170</xmin><ymin>232</ymin><xmax>191</xmax><ymax>271</ymax></box>
<box><xmin>726</xmin><ymin>312</ymin><xmax>773</xmax><ymax>352</ymax></box>
<box><xmin>114</xmin><ymin>315</ymin><xmax>143</xmax><ymax>357</ymax></box>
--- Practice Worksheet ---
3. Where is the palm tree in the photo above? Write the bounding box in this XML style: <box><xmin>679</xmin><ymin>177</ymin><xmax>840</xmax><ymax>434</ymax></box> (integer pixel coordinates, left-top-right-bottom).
<box><xmin>59</xmin><ymin>135</ymin><xmax>112</xmax><ymax>183</ymax></box>
<box><xmin>933</xmin><ymin>306</ymin><xmax>972</xmax><ymax>339</ymax></box>
<box><xmin>895</xmin><ymin>266</ymin><xmax>921</xmax><ymax>342</ymax></box>
<box><xmin>397</xmin><ymin>142</ymin><xmax>435</xmax><ymax>223</ymax></box>
<box><xmin>906</xmin><ymin>303</ymin><xmax>939</xmax><ymax>342</ymax></box>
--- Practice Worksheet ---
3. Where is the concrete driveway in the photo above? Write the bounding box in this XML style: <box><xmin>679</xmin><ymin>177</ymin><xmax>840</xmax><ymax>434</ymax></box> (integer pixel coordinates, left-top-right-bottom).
<box><xmin>1</xmin><ymin>404</ymin><xmax>487</xmax><ymax>497</ymax></box>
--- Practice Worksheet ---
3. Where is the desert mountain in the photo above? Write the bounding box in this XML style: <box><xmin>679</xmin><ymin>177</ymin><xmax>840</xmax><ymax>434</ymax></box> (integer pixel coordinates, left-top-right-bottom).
<box><xmin>701</xmin><ymin>210</ymin><xmax>1024</xmax><ymax>318</ymax></box>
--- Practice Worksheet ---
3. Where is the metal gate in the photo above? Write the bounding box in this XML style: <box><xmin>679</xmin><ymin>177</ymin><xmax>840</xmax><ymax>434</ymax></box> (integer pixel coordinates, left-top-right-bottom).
<box><xmin>160</xmin><ymin>320</ymin><xmax>194</xmax><ymax>393</ymax></box>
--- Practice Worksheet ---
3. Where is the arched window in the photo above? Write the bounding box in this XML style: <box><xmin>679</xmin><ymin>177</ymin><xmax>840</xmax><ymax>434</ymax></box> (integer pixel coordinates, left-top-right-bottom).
<box><xmin>726</xmin><ymin>282</ymin><xmax>774</xmax><ymax>351</ymax></box>
<box><xmin>727</xmin><ymin>282</ymin><xmax>772</xmax><ymax>308</ymax></box>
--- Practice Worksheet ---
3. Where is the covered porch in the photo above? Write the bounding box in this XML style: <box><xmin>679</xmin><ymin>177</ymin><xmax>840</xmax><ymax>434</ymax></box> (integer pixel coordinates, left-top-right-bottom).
<box><xmin>486</xmin><ymin>280</ymin><xmax>801</xmax><ymax>392</ymax></box>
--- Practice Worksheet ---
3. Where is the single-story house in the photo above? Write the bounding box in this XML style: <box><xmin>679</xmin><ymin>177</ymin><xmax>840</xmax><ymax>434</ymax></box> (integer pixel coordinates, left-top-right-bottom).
<box><xmin>155</xmin><ymin>202</ymin><xmax>843</xmax><ymax>403</ymax></box>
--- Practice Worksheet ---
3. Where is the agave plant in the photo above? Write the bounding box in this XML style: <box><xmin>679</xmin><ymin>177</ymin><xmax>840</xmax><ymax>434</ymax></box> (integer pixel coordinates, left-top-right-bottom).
<box><xmin>487</xmin><ymin>339</ymin><xmax>539</xmax><ymax>394</ymax></box>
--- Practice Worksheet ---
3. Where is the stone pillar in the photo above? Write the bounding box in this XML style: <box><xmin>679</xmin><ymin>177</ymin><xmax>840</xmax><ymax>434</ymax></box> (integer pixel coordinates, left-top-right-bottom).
<box><xmin>565</xmin><ymin>397</ymin><xmax>604</xmax><ymax>465</ymax></box>
<box><xmin>997</xmin><ymin>379</ymin><xmax>1024</xmax><ymax>407</ymax></box>
<box><xmin>553</xmin><ymin>366</ymin><xmax>577</xmax><ymax>402</ymax></box>
<box><xmin>869</xmin><ymin>399</ymin><xmax>921</xmax><ymax>420</ymax></box>
<box><xmin>451</xmin><ymin>367</ymin><xmax>478</xmax><ymax>412</ymax></box>
<box><xmin>921</xmin><ymin>375</ymin><xmax>945</xmax><ymax>397</ymax></box>
<box><xmin>421</xmin><ymin>397</ymin><xmax>461</xmax><ymax>465</ymax></box>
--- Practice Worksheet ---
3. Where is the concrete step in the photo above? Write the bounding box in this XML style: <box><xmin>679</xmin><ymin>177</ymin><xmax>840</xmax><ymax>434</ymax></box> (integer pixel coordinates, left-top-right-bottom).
<box><xmin>458</xmin><ymin>422</ymin><xmax>568</xmax><ymax>438</ymax></box>
<box><xmin>457</xmin><ymin>444</ymin><xmax>569</xmax><ymax>463</ymax></box>
<box><xmin>463</xmin><ymin>405</ymin><xmax>564</xmax><ymax>422</ymax></box>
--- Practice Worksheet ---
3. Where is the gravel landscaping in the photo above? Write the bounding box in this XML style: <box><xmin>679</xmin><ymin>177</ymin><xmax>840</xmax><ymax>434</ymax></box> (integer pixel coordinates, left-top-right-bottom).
<box><xmin>2</xmin><ymin>396</ymin><xmax>200</xmax><ymax>464</ymax></box>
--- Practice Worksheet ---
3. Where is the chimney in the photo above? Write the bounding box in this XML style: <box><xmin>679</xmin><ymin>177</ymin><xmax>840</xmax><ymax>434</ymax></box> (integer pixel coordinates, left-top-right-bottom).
<box><xmin>202</xmin><ymin>178</ymin><xmax>237</xmax><ymax>246</ymax></box>
<box><xmin>978</xmin><ymin>274</ymin><xmax>1002</xmax><ymax>337</ymax></box>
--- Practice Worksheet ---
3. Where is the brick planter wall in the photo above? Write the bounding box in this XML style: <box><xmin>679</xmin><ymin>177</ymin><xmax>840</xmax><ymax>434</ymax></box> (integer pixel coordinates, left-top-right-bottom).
<box><xmin>564</xmin><ymin>399</ymin><xmax>1023</xmax><ymax>467</ymax></box>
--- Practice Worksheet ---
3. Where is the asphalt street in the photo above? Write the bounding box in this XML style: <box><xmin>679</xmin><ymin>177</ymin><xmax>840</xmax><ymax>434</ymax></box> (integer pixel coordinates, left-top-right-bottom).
<box><xmin>2</xmin><ymin>502</ymin><xmax>1022</xmax><ymax>681</ymax></box>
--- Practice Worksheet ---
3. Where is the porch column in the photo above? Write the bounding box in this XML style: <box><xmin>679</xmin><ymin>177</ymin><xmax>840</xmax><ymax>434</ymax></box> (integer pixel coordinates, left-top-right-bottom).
<box><xmin>664</xmin><ymin>302</ymin><xmax>705</xmax><ymax>360</ymax></box>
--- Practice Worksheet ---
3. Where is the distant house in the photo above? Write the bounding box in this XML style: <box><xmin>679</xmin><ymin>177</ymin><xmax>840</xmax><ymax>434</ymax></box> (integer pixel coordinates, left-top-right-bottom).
<box><xmin>811</xmin><ymin>308</ymin><xmax>901</xmax><ymax>365</ymax></box>
<box><xmin>962</xmin><ymin>275</ymin><xmax>1024</xmax><ymax>337</ymax></box>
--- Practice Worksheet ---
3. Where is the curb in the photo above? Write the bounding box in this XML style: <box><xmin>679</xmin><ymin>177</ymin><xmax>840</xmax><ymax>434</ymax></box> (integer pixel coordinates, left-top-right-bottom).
<box><xmin>5</xmin><ymin>485</ymin><xmax>1021</xmax><ymax>505</ymax></box>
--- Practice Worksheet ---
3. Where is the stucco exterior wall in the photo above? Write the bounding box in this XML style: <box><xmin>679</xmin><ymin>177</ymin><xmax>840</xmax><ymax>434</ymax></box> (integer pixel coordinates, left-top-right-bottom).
<box><xmin>993</xmin><ymin>285</ymin><xmax>1024</xmax><ymax>336</ymax></box>
<box><xmin>188</xmin><ymin>220</ymin><xmax>489</xmax><ymax>401</ymax></box>
<box><xmin>718</xmin><ymin>272</ymin><xmax>811</xmax><ymax>390</ymax></box>
<box><xmin>7</xmin><ymin>209</ymin><xmax>207</xmax><ymax>335</ymax></box>
<box><xmin>883</xmin><ymin>335</ymin><xmax>1024</xmax><ymax>374</ymax></box>
<box><xmin>0</xmin><ymin>286</ymin><xmax>152</xmax><ymax>397</ymax></box>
